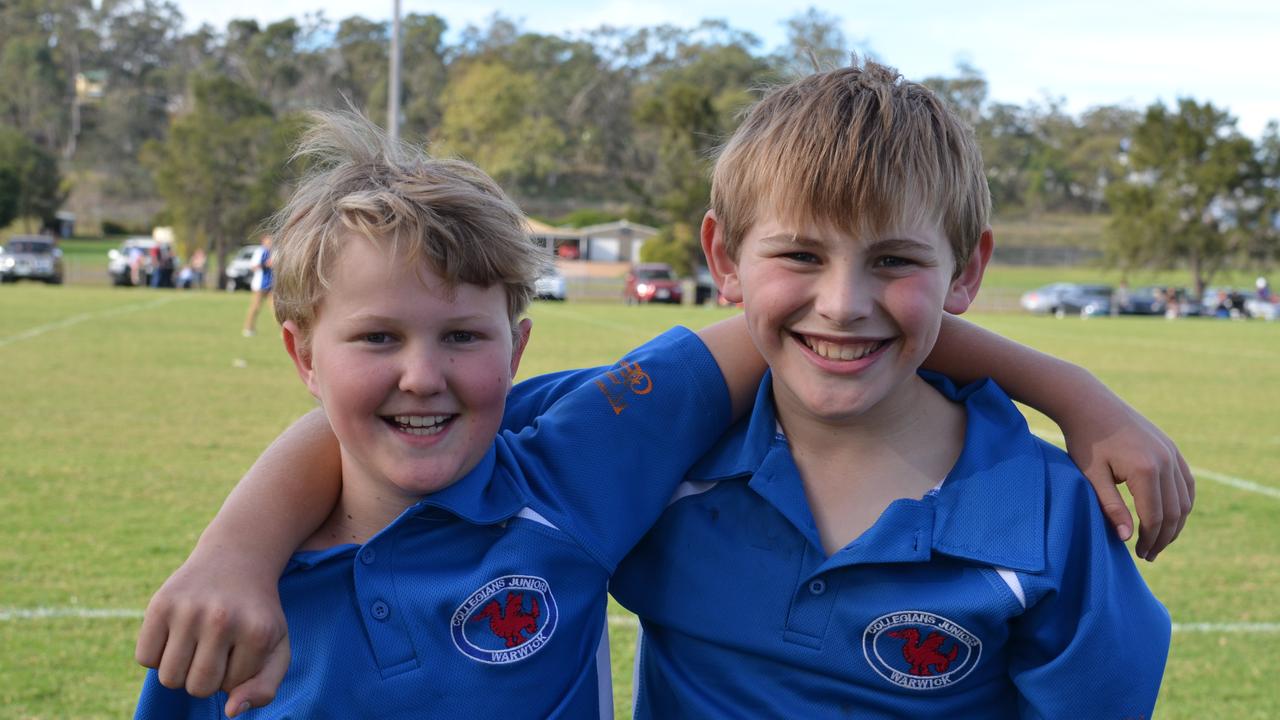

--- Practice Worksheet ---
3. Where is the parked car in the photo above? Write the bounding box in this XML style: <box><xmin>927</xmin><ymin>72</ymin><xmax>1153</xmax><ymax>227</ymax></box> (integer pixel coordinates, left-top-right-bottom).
<box><xmin>534</xmin><ymin>266</ymin><xmax>567</xmax><ymax>301</ymax></box>
<box><xmin>1020</xmin><ymin>282</ymin><xmax>1116</xmax><ymax>317</ymax></box>
<box><xmin>0</xmin><ymin>236</ymin><xmax>63</xmax><ymax>284</ymax></box>
<box><xmin>694</xmin><ymin>267</ymin><xmax>717</xmax><ymax>305</ymax></box>
<box><xmin>1018</xmin><ymin>282</ymin><xmax>1080</xmax><ymax>314</ymax></box>
<box><xmin>1245</xmin><ymin>295</ymin><xmax>1279</xmax><ymax>321</ymax></box>
<box><xmin>624</xmin><ymin>262</ymin><xmax>682</xmax><ymax>304</ymax></box>
<box><xmin>1054</xmin><ymin>284</ymin><xmax>1113</xmax><ymax>317</ymax></box>
<box><xmin>224</xmin><ymin>244</ymin><xmax>262</xmax><ymax>291</ymax></box>
<box><xmin>1116</xmin><ymin>286</ymin><xmax>1167</xmax><ymax>316</ymax></box>
<box><xmin>107</xmin><ymin>237</ymin><xmax>159</xmax><ymax>286</ymax></box>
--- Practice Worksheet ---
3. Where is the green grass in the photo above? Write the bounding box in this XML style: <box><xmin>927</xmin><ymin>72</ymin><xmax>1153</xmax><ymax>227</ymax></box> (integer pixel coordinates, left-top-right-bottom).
<box><xmin>1</xmin><ymin>284</ymin><xmax>1277</xmax><ymax>718</ymax></box>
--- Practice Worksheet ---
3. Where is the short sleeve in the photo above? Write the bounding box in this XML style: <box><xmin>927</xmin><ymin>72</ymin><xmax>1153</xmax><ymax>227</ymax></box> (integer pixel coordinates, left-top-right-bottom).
<box><xmin>502</xmin><ymin>366</ymin><xmax>610</xmax><ymax>431</ymax></box>
<box><xmin>499</xmin><ymin>327</ymin><xmax>731</xmax><ymax>570</ymax></box>
<box><xmin>1008</xmin><ymin>467</ymin><xmax>1171</xmax><ymax>718</ymax></box>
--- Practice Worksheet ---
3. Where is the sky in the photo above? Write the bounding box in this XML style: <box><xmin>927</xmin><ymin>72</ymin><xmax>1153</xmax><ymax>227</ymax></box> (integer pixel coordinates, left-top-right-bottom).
<box><xmin>169</xmin><ymin>0</ymin><xmax>1280</xmax><ymax>138</ymax></box>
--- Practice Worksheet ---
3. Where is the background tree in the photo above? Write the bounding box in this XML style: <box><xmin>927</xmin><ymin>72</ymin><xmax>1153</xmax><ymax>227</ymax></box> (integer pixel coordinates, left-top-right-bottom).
<box><xmin>141</xmin><ymin>74</ymin><xmax>298</xmax><ymax>278</ymax></box>
<box><xmin>0</xmin><ymin>126</ymin><xmax>65</xmax><ymax>230</ymax></box>
<box><xmin>1106</xmin><ymin>99</ymin><xmax>1259</xmax><ymax>296</ymax></box>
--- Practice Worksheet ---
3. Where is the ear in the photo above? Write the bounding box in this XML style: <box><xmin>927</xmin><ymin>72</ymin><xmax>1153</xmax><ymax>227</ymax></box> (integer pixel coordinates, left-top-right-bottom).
<box><xmin>510</xmin><ymin>317</ymin><xmax>533</xmax><ymax>379</ymax></box>
<box><xmin>281</xmin><ymin>320</ymin><xmax>320</xmax><ymax>398</ymax></box>
<box><xmin>701</xmin><ymin>210</ymin><xmax>743</xmax><ymax>303</ymax></box>
<box><xmin>944</xmin><ymin>228</ymin><xmax>994</xmax><ymax>315</ymax></box>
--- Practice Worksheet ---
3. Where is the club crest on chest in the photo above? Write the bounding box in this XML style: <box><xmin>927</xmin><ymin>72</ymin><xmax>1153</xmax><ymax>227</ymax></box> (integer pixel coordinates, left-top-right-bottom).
<box><xmin>862</xmin><ymin>611</ymin><xmax>981</xmax><ymax>690</ymax></box>
<box><xmin>451</xmin><ymin>575</ymin><xmax>559</xmax><ymax>664</ymax></box>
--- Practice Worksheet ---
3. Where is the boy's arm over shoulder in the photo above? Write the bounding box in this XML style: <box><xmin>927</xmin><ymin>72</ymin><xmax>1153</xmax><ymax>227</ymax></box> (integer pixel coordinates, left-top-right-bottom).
<box><xmin>1007</xmin><ymin>446</ymin><xmax>1171</xmax><ymax>719</ymax></box>
<box><xmin>510</xmin><ymin>315</ymin><xmax>761</xmax><ymax>569</ymax></box>
<box><xmin>135</xmin><ymin>408</ymin><xmax>337</xmax><ymax>717</ymax></box>
<box><xmin>927</xmin><ymin>314</ymin><xmax>1193</xmax><ymax>560</ymax></box>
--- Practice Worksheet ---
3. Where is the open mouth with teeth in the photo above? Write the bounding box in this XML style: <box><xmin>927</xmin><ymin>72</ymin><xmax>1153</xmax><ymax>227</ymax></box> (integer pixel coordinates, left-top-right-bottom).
<box><xmin>384</xmin><ymin>414</ymin><xmax>454</xmax><ymax>436</ymax></box>
<box><xmin>796</xmin><ymin>334</ymin><xmax>889</xmax><ymax>361</ymax></box>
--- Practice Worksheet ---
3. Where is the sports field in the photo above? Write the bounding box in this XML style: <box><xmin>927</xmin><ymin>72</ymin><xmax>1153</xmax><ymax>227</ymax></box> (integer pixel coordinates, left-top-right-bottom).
<box><xmin>1</xmin><ymin>282</ymin><xmax>1277</xmax><ymax>718</ymax></box>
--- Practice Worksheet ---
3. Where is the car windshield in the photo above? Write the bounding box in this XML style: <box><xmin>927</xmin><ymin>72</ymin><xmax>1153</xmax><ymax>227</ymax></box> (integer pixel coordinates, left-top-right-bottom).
<box><xmin>1078</xmin><ymin>285</ymin><xmax>1112</xmax><ymax>295</ymax></box>
<box><xmin>636</xmin><ymin>268</ymin><xmax>673</xmax><ymax>280</ymax></box>
<box><xmin>6</xmin><ymin>240</ymin><xmax>51</xmax><ymax>254</ymax></box>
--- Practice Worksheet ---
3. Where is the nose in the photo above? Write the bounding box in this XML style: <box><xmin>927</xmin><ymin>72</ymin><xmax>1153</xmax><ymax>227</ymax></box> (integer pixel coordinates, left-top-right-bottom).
<box><xmin>813</xmin><ymin>263</ymin><xmax>873</xmax><ymax>326</ymax></box>
<box><xmin>398</xmin><ymin>345</ymin><xmax>447</xmax><ymax>396</ymax></box>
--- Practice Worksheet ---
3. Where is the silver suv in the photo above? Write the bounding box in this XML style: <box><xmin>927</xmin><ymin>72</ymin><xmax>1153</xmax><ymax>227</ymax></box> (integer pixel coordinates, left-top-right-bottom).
<box><xmin>0</xmin><ymin>236</ymin><xmax>64</xmax><ymax>284</ymax></box>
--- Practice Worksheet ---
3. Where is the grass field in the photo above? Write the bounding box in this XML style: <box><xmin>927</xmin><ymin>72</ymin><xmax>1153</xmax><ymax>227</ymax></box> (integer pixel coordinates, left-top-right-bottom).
<box><xmin>1</xmin><ymin>281</ymin><xmax>1278</xmax><ymax>718</ymax></box>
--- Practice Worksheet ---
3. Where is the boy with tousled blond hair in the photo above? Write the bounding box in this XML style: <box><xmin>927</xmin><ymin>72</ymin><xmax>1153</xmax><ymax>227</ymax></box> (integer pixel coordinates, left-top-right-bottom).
<box><xmin>610</xmin><ymin>59</ymin><xmax>1170</xmax><ymax>717</ymax></box>
<box><xmin>137</xmin><ymin>79</ymin><xmax>1189</xmax><ymax>717</ymax></box>
<box><xmin>136</xmin><ymin>109</ymin><xmax>765</xmax><ymax>718</ymax></box>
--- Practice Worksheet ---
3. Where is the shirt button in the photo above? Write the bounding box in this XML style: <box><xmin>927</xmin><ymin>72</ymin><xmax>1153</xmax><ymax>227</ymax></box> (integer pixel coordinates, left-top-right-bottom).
<box><xmin>808</xmin><ymin>579</ymin><xmax>827</xmax><ymax>596</ymax></box>
<box><xmin>360</xmin><ymin>547</ymin><xmax>376</xmax><ymax>565</ymax></box>
<box><xmin>371</xmin><ymin>600</ymin><xmax>390</xmax><ymax>621</ymax></box>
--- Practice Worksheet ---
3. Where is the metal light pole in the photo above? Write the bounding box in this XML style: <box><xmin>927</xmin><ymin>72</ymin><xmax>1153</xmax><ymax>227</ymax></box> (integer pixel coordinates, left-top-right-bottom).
<box><xmin>388</xmin><ymin>0</ymin><xmax>402</xmax><ymax>144</ymax></box>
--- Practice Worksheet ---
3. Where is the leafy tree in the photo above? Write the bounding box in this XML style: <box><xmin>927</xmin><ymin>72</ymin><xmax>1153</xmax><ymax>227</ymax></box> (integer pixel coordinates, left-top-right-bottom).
<box><xmin>0</xmin><ymin>125</ymin><xmax>65</xmax><ymax>229</ymax></box>
<box><xmin>1105</xmin><ymin>99</ymin><xmax>1259</xmax><ymax>296</ymax></box>
<box><xmin>639</xmin><ymin>221</ymin><xmax>697</xmax><ymax>276</ymax></box>
<box><xmin>142</xmin><ymin>74</ymin><xmax>298</xmax><ymax>276</ymax></box>
<box><xmin>777</xmin><ymin>7</ymin><xmax>852</xmax><ymax>76</ymax></box>
<box><xmin>436</xmin><ymin>57</ymin><xmax>566</xmax><ymax>193</ymax></box>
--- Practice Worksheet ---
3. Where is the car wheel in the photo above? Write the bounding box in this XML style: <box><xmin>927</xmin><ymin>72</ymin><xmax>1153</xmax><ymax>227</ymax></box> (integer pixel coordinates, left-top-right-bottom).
<box><xmin>1053</xmin><ymin>306</ymin><xmax>1066</xmax><ymax>319</ymax></box>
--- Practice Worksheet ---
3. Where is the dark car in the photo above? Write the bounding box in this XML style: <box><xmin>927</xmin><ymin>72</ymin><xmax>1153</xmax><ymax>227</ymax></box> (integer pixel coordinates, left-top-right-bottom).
<box><xmin>1116</xmin><ymin>286</ymin><xmax>1167</xmax><ymax>316</ymax></box>
<box><xmin>624</xmin><ymin>262</ymin><xmax>682</xmax><ymax>305</ymax></box>
<box><xmin>1054</xmin><ymin>284</ymin><xmax>1113</xmax><ymax>317</ymax></box>
<box><xmin>0</xmin><ymin>236</ymin><xmax>63</xmax><ymax>284</ymax></box>
<box><xmin>1018</xmin><ymin>282</ymin><xmax>1079</xmax><ymax>315</ymax></box>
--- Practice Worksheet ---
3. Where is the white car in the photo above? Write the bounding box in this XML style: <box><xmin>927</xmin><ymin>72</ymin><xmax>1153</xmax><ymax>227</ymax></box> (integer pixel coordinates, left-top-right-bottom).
<box><xmin>224</xmin><ymin>244</ymin><xmax>262</xmax><ymax>291</ymax></box>
<box><xmin>534</xmin><ymin>267</ymin><xmax>567</xmax><ymax>301</ymax></box>
<box><xmin>107</xmin><ymin>237</ymin><xmax>157</xmax><ymax>286</ymax></box>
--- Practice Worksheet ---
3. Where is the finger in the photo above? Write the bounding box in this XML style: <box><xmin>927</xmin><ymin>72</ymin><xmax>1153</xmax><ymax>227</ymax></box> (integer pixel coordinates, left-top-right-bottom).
<box><xmin>1145</xmin><ymin>450</ymin><xmax>1183</xmax><ymax>561</ymax></box>
<box><xmin>224</xmin><ymin>640</ymin><xmax>291</xmax><ymax>718</ymax></box>
<box><xmin>223</xmin><ymin>621</ymin><xmax>282</xmax><ymax>691</ymax></box>
<box><xmin>1129</xmin><ymin>459</ymin><xmax>1165</xmax><ymax>562</ymax></box>
<box><xmin>135</xmin><ymin>606</ymin><xmax>171</xmax><ymax>669</ymax></box>
<box><xmin>154</xmin><ymin>621</ymin><xmax>198</xmax><ymax>691</ymax></box>
<box><xmin>184</xmin><ymin>625</ymin><xmax>233</xmax><ymax>698</ymax></box>
<box><xmin>1087</xmin><ymin>464</ymin><xmax>1134</xmax><ymax>542</ymax></box>
<box><xmin>1178</xmin><ymin>451</ymin><xmax>1195</xmax><ymax>510</ymax></box>
<box><xmin>1168</xmin><ymin>453</ymin><xmax>1194</xmax><ymax>545</ymax></box>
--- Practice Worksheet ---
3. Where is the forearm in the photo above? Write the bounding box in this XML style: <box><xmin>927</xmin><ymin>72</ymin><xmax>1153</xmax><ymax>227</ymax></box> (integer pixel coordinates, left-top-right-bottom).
<box><xmin>188</xmin><ymin>408</ymin><xmax>341</xmax><ymax>573</ymax></box>
<box><xmin>925</xmin><ymin>314</ymin><xmax>1099</xmax><ymax>419</ymax></box>
<box><xmin>696</xmin><ymin>314</ymin><xmax>766</xmax><ymax>418</ymax></box>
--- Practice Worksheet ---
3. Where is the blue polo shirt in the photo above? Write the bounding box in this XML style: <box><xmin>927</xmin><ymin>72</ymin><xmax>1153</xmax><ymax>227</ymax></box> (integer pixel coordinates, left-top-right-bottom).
<box><xmin>135</xmin><ymin>327</ymin><xmax>730</xmax><ymax>720</ymax></box>
<box><xmin>611</xmin><ymin>371</ymin><xmax>1171</xmax><ymax>719</ymax></box>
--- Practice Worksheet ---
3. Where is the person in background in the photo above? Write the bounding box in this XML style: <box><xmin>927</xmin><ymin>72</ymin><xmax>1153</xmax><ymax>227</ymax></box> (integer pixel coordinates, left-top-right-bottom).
<box><xmin>242</xmin><ymin>236</ymin><xmax>273</xmax><ymax>337</ymax></box>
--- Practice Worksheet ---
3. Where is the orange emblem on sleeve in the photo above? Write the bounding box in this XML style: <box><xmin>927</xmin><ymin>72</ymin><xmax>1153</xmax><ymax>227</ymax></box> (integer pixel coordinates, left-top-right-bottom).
<box><xmin>594</xmin><ymin>360</ymin><xmax>652</xmax><ymax>415</ymax></box>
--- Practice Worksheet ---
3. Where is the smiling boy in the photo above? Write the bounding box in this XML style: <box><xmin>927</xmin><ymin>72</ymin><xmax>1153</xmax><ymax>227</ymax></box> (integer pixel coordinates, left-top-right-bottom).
<box><xmin>134</xmin><ymin>110</ymin><xmax>765</xmax><ymax>718</ymax></box>
<box><xmin>608</xmin><ymin>60</ymin><xmax>1170</xmax><ymax>717</ymax></box>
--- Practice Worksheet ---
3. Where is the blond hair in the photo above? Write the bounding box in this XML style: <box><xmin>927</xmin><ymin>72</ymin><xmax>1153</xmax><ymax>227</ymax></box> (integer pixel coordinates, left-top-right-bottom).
<box><xmin>711</xmin><ymin>59</ymin><xmax>990</xmax><ymax>273</ymax></box>
<box><xmin>270</xmin><ymin>111</ymin><xmax>544</xmax><ymax>339</ymax></box>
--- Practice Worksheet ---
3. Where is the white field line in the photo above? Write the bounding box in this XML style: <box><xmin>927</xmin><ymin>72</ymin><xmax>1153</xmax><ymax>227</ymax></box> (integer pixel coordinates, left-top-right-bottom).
<box><xmin>0</xmin><ymin>296</ymin><xmax>180</xmax><ymax>348</ymax></box>
<box><xmin>5</xmin><ymin>610</ymin><xmax>1278</xmax><ymax>634</ymax></box>
<box><xmin>1028</xmin><ymin>426</ymin><xmax>1280</xmax><ymax>501</ymax></box>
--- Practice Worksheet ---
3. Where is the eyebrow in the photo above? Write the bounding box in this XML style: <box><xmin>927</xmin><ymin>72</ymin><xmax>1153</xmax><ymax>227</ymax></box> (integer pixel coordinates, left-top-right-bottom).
<box><xmin>758</xmin><ymin>233</ymin><xmax>938</xmax><ymax>256</ymax></box>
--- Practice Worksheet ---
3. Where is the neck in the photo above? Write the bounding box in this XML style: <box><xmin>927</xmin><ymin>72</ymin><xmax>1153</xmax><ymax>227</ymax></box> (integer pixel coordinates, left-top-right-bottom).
<box><xmin>773</xmin><ymin>374</ymin><xmax>967</xmax><ymax>555</ymax></box>
<box><xmin>299</xmin><ymin>457</ymin><xmax>421</xmax><ymax>551</ymax></box>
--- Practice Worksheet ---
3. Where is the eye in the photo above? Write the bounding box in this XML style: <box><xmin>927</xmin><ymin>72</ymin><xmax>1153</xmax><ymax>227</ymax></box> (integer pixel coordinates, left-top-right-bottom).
<box><xmin>874</xmin><ymin>255</ymin><xmax>916</xmax><ymax>269</ymax></box>
<box><xmin>781</xmin><ymin>251</ymin><xmax>820</xmax><ymax>264</ymax></box>
<box><xmin>362</xmin><ymin>332</ymin><xmax>394</xmax><ymax>344</ymax></box>
<box><xmin>444</xmin><ymin>330</ymin><xmax>478</xmax><ymax>343</ymax></box>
